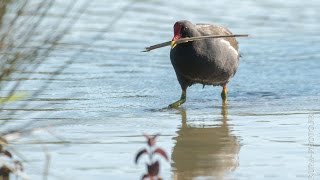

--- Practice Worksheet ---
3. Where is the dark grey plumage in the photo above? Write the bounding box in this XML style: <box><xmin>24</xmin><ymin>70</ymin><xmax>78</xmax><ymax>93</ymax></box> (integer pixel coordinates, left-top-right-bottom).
<box><xmin>170</xmin><ymin>20</ymin><xmax>239</xmax><ymax>89</ymax></box>
<box><xmin>168</xmin><ymin>20</ymin><xmax>240</xmax><ymax>107</ymax></box>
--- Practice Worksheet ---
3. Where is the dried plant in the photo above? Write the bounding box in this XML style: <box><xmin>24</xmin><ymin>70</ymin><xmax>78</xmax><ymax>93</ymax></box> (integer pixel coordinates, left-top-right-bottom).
<box><xmin>0</xmin><ymin>137</ymin><xmax>28</xmax><ymax>180</ymax></box>
<box><xmin>1</xmin><ymin>0</ymin><xmax>137</xmax><ymax>179</ymax></box>
<box><xmin>135</xmin><ymin>134</ymin><xmax>169</xmax><ymax>180</ymax></box>
<box><xmin>0</xmin><ymin>0</ymin><xmax>84</xmax><ymax>179</ymax></box>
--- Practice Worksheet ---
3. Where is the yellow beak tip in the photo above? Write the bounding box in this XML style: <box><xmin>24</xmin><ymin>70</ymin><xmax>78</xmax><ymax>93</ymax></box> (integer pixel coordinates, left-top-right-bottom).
<box><xmin>171</xmin><ymin>41</ymin><xmax>177</xmax><ymax>49</ymax></box>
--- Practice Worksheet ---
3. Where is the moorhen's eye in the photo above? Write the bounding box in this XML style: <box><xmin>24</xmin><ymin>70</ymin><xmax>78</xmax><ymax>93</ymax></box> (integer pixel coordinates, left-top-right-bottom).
<box><xmin>181</xmin><ymin>26</ymin><xmax>189</xmax><ymax>37</ymax></box>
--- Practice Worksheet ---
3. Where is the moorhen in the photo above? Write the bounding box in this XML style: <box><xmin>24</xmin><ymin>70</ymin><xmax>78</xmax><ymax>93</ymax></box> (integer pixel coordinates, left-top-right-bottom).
<box><xmin>169</xmin><ymin>20</ymin><xmax>240</xmax><ymax>108</ymax></box>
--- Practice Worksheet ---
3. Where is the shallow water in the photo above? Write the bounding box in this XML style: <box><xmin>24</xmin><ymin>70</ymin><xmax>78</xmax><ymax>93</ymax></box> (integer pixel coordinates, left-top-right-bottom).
<box><xmin>0</xmin><ymin>0</ymin><xmax>319</xmax><ymax>179</ymax></box>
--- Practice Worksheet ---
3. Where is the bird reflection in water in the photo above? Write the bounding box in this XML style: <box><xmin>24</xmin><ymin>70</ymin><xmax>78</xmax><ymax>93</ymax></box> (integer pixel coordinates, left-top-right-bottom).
<box><xmin>171</xmin><ymin>103</ymin><xmax>240</xmax><ymax>180</ymax></box>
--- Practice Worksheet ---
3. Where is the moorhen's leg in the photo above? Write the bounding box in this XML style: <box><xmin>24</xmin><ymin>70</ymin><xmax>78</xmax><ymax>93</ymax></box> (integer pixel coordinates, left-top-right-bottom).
<box><xmin>168</xmin><ymin>88</ymin><xmax>187</xmax><ymax>108</ymax></box>
<box><xmin>221</xmin><ymin>85</ymin><xmax>228</xmax><ymax>102</ymax></box>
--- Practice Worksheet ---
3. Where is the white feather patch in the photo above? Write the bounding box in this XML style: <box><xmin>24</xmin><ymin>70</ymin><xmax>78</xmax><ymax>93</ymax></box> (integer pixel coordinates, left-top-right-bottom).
<box><xmin>219</xmin><ymin>39</ymin><xmax>238</xmax><ymax>56</ymax></box>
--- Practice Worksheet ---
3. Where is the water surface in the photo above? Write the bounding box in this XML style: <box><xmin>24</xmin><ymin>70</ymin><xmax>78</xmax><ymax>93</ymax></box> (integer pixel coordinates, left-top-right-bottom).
<box><xmin>0</xmin><ymin>0</ymin><xmax>319</xmax><ymax>179</ymax></box>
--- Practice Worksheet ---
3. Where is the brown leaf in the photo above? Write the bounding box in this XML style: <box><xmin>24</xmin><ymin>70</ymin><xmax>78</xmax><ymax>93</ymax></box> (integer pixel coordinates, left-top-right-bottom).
<box><xmin>3</xmin><ymin>150</ymin><xmax>12</xmax><ymax>158</ymax></box>
<box><xmin>135</xmin><ymin>149</ymin><xmax>147</xmax><ymax>164</ymax></box>
<box><xmin>153</xmin><ymin>148</ymin><xmax>168</xmax><ymax>161</ymax></box>
<box><xmin>0</xmin><ymin>167</ymin><xmax>11</xmax><ymax>175</ymax></box>
<box><xmin>141</xmin><ymin>174</ymin><xmax>149</xmax><ymax>180</ymax></box>
<box><xmin>147</xmin><ymin>161</ymin><xmax>159</xmax><ymax>176</ymax></box>
<box><xmin>144</xmin><ymin>133</ymin><xmax>160</xmax><ymax>147</ymax></box>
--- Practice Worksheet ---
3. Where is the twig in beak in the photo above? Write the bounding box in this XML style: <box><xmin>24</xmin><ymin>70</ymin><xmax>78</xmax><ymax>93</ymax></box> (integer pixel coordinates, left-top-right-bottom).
<box><xmin>143</xmin><ymin>34</ymin><xmax>249</xmax><ymax>52</ymax></box>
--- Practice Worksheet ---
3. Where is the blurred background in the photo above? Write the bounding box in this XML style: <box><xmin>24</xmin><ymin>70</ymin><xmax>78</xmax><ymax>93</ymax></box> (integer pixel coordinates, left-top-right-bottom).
<box><xmin>0</xmin><ymin>0</ymin><xmax>319</xmax><ymax>179</ymax></box>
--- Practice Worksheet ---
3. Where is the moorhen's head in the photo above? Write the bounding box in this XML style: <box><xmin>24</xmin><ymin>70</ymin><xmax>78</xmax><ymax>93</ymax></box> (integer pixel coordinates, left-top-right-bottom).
<box><xmin>171</xmin><ymin>20</ymin><xmax>197</xmax><ymax>49</ymax></box>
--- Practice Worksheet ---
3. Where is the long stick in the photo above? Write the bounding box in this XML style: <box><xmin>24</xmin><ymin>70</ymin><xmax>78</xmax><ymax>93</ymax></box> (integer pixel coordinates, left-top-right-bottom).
<box><xmin>143</xmin><ymin>34</ymin><xmax>249</xmax><ymax>52</ymax></box>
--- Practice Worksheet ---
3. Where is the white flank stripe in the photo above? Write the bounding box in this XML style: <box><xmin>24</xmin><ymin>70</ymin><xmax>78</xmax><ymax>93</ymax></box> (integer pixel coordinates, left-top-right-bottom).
<box><xmin>219</xmin><ymin>39</ymin><xmax>238</xmax><ymax>56</ymax></box>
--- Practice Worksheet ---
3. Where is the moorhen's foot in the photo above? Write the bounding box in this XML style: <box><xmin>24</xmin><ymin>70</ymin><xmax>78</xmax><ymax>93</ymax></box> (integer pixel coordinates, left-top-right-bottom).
<box><xmin>221</xmin><ymin>92</ymin><xmax>227</xmax><ymax>102</ymax></box>
<box><xmin>221</xmin><ymin>86</ymin><xmax>228</xmax><ymax>103</ymax></box>
<box><xmin>168</xmin><ymin>98</ymin><xmax>186</xmax><ymax>108</ymax></box>
<box><xmin>168</xmin><ymin>90</ymin><xmax>186</xmax><ymax>108</ymax></box>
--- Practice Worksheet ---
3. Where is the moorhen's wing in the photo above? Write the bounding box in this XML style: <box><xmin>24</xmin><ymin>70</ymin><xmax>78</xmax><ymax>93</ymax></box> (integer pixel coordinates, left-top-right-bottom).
<box><xmin>195</xmin><ymin>24</ymin><xmax>238</xmax><ymax>51</ymax></box>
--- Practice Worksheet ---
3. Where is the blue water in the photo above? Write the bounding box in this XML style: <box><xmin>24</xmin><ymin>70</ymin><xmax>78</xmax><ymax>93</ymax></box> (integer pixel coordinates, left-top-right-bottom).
<box><xmin>0</xmin><ymin>0</ymin><xmax>319</xmax><ymax>179</ymax></box>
